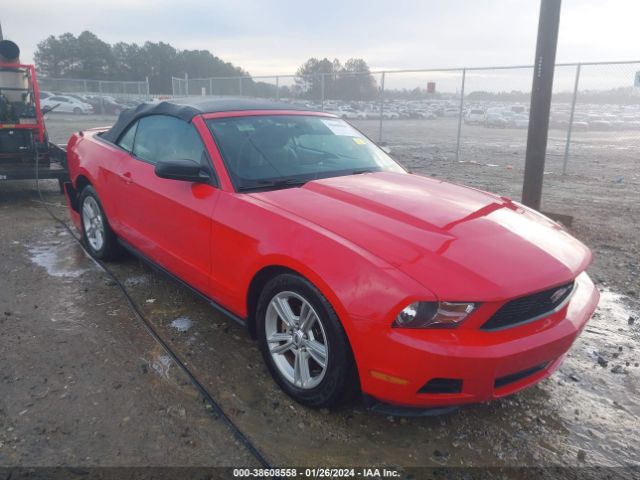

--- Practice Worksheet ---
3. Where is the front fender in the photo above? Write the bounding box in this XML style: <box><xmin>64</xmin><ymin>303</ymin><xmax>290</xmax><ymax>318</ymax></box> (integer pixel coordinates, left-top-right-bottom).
<box><xmin>209</xmin><ymin>192</ymin><xmax>435</xmax><ymax>337</ymax></box>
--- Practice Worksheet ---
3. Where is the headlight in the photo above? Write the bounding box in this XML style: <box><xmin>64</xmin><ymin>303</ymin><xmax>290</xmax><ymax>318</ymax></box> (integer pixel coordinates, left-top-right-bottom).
<box><xmin>394</xmin><ymin>301</ymin><xmax>476</xmax><ymax>329</ymax></box>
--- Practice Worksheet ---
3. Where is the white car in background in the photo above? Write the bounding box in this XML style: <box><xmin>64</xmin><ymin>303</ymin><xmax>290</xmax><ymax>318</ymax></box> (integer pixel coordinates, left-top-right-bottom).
<box><xmin>464</xmin><ymin>109</ymin><xmax>485</xmax><ymax>124</ymax></box>
<box><xmin>335</xmin><ymin>108</ymin><xmax>368</xmax><ymax>120</ymax></box>
<box><xmin>41</xmin><ymin>95</ymin><xmax>94</xmax><ymax>114</ymax></box>
<box><xmin>484</xmin><ymin>112</ymin><xmax>507</xmax><ymax>128</ymax></box>
<box><xmin>510</xmin><ymin>114</ymin><xmax>530</xmax><ymax>128</ymax></box>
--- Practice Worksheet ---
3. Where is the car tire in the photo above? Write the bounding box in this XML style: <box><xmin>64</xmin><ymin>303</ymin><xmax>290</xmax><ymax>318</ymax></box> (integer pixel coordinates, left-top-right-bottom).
<box><xmin>78</xmin><ymin>185</ymin><xmax>121</xmax><ymax>260</ymax></box>
<box><xmin>256</xmin><ymin>273</ymin><xmax>359</xmax><ymax>408</ymax></box>
<box><xmin>73</xmin><ymin>107</ymin><xmax>82</xmax><ymax>115</ymax></box>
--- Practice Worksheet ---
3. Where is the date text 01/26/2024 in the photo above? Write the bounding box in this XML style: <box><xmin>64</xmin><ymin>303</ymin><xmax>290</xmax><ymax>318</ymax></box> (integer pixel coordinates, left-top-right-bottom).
<box><xmin>232</xmin><ymin>468</ymin><xmax>401</xmax><ymax>478</ymax></box>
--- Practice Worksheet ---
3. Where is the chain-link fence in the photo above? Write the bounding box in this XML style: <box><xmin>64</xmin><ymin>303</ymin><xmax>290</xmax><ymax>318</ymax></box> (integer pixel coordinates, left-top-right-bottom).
<box><xmin>40</xmin><ymin>77</ymin><xmax>150</xmax><ymax>97</ymax></box>
<box><xmin>171</xmin><ymin>75</ymin><xmax>280</xmax><ymax>98</ymax></box>
<box><xmin>169</xmin><ymin>61</ymin><xmax>640</xmax><ymax>173</ymax></box>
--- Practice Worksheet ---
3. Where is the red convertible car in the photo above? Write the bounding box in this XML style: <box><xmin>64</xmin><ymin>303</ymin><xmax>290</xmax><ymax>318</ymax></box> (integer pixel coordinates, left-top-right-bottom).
<box><xmin>63</xmin><ymin>98</ymin><xmax>599</xmax><ymax>414</ymax></box>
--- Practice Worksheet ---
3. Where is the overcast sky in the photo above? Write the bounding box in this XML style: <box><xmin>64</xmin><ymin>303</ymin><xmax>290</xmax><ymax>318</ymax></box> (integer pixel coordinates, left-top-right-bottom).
<box><xmin>2</xmin><ymin>0</ymin><xmax>638</xmax><ymax>77</ymax></box>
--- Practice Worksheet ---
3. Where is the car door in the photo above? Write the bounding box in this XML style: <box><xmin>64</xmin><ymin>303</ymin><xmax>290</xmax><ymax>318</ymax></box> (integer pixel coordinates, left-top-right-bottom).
<box><xmin>115</xmin><ymin>114</ymin><xmax>219</xmax><ymax>294</ymax></box>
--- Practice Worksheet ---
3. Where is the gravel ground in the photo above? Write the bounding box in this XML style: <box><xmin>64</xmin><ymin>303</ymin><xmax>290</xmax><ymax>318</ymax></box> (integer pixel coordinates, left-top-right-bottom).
<box><xmin>0</xmin><ymin>114</ymin><xmax>638</xmax><ymax>473</ymax></box>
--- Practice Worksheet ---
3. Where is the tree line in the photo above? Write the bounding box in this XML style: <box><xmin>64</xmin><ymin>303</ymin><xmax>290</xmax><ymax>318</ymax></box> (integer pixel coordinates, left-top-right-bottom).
<box><xmin>34</xmin><ymin>31</ymin><xmax>379</xmax><ymax>98</ymax></box>
<box><xmin>294</xmin><ymin>58</ymin><xmax>379</xmax><ymax>101</ymax></box>
<box><xmin>34</xmin><ymin>31</ymin><xmax>249</xmax><ymax>94</ymax></box>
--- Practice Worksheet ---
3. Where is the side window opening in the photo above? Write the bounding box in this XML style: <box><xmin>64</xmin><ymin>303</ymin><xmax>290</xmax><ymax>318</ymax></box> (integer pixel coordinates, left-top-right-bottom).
<box><xmin>116</xmin><ymin>121</ymin><xmax>138</xmax><ymax>153</ymax></box>
<box><xmin>132</xmin><ymin>115</ymin><xmax>206</xmax><ymax>166</ymax></box>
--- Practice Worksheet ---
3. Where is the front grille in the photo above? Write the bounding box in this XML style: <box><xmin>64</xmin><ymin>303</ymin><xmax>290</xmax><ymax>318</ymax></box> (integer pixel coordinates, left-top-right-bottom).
<box><xmin>494</xmin><ymin>362</ymin><xmax>549</xmax><ymax>389</ymax></box>
<box><xmin>481</xmin><ymin>281</ymin><xmax>575</xmax><ymax>331</ymax></box>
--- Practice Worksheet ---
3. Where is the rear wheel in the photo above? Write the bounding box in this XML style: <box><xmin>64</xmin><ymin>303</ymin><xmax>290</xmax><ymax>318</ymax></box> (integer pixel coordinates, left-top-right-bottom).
<box><xmin>73</xmin><ymin>107</ymin><xmax>82</xmax><ymax>115</ymax></box>
<box><xmin>79</xmin><ymin>186</ymin><xmax>121</xmax><ymax>260</ymax></box>
<box><xmin>256</xmin><ymin>273</ymin><xmax>359</xmax><ymax>408</ymax></box>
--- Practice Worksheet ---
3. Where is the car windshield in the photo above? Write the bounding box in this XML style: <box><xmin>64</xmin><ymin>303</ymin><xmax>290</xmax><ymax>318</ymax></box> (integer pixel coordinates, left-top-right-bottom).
<box><xmin>206</xmin><ymin>115</ymin><xmax>405</xmax><ymax>191</ymax></box>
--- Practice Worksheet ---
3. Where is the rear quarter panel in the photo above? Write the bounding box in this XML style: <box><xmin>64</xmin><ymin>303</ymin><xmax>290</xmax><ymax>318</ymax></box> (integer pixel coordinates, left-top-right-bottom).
<box><xmin>67</xmin><ymin>129</ymin><xmax>124</xmax><ymax>231</ymax></box>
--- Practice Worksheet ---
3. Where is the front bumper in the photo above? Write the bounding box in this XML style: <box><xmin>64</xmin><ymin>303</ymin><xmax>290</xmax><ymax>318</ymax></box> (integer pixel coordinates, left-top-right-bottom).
<box><xmin>355</xmin><ymin>272</ymin><xmax>599</xmax><ymax>408</ymax></box>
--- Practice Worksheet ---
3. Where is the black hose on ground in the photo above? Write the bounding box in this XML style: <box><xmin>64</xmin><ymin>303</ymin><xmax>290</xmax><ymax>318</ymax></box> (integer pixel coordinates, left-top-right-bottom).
<box><xmin>34</xmin><ymin>153</ymin><xmax>273</xmax><ymax>469</ymax></box>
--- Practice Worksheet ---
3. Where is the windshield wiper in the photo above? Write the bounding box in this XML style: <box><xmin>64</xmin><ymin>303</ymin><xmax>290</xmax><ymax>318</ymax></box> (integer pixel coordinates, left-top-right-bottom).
<box><xmin>238</xmin><ymin>178</ymin><xmax>308</xmax><ymax>192</ymax></box>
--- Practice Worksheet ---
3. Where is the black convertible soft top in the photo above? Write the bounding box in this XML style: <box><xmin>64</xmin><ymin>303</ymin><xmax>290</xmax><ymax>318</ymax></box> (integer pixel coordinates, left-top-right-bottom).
<box><xmin>101</xmin><ymin>97</ymin><xmax>312</xmax><ymax>143</ymax></box>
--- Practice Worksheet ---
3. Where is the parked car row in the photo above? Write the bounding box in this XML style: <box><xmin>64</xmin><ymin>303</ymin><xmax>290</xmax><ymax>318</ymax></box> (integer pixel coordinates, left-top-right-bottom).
<box><xmin>549</xmin><ymin>111</ymin><xmax>640</xmax><ymax>131</ymax></box>
<box><xmin>40</xmin><ymin>94</ymin><xmax>94</xmax><ymax>114</ymax></box>
<box><xmin>39</xmin><ymin>91</ymin><xmax>146</xmax><ymax>115</ymax></box>
<box><xmin>36</xmin><ymin>91</ymin><xmax>640</xmax><ymax>132</ymax></box>
<box><xmin>464</xmin><ymin>107</ymin><xmax>530</xmax><ymax>129</ymax></box>
<box><xmin>299</xmin><ymin>100</ymin><xmax>532</xmax><ymax>127</ymax></box>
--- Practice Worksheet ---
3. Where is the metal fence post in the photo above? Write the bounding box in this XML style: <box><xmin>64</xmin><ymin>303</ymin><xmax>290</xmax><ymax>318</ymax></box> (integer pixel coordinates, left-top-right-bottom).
<box><xmin>320</xmin><ymin>73</ymin><xmax>325</xmax><ymax>111</ymax></box>
<box><xmin>239</xmin><ymin>77</ymin><xmax>243</xmax><ymax>96</ymax></box>
<box><xmin>184</xmin><ymin>73</ymin><xmax>189</xmax><ymax>96</ymax></box>
<box><xmin>378</xmin><ymin>71</ymin><xmax>386</xmax><ymax>143</ymax></box>
<box><xmin>455</xmin><ymin>68</ymin><xmax>466</xmax><ymax>162</ymax></box>
<box><xmin>145</xmin><ymin>76</ymin><xmax>149</xmax><ymax>98</ymax></box>
<box><xmin>98</xmin><ymin>81</ymin><xmax>104</xmax><ymax>115</ymax></box>
<box><xmin>275</xmin><ymin>76</ymin><xmax>280</xmax><ymax>101</ymax></box>
<box><xmin>83</xmin><ymin>79</ymin><xmax>88</xmax><ymax>94</ymax></box>
<box><xmin>562</xmin><ymin>63</ymin><xmax>581</xmax><ymax>175</ymax></box>
<box><xmin>209</xmin><ymin>77</ymin><xmax>213</xmax><ymax>96</ymax></box>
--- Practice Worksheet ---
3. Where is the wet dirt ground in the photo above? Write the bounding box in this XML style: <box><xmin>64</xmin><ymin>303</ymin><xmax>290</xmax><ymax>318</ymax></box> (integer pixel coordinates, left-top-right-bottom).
<box><xmin>0</xmin><ymin>115</ymin><xmax>638</xmax><ymax>473</ymax></box>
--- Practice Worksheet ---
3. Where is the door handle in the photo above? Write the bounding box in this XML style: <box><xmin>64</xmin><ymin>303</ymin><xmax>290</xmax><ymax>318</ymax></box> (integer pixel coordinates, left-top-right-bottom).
<box><xmin>120</xmin><ymin>172</ymin><xmax>133</xmax><ymax>184</ymax></box>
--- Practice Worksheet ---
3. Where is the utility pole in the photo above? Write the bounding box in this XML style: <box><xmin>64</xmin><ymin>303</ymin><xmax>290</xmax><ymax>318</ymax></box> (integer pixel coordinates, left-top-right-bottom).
<box><xmin>522</xmin><ymin>0</ymin><xmax>562</xmax><ymax>210</ymax></box>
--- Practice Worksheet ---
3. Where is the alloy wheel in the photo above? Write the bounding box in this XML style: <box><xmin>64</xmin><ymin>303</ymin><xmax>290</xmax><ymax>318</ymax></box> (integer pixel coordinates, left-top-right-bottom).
<box><xmin>82</xmin><ymin>196</ymin><xmax>105</xmax><ymax>251</ymax></box>
<box><xmin>265</xmin><ymin>291</ymin><xmax>329</xmax><ymax>389</ymax></box>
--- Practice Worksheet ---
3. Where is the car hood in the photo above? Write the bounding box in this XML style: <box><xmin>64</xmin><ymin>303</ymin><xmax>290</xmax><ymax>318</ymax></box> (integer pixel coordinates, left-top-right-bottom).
<box><xmin>249</xmin><ymin>172</ymin><xmax>591</xmax><ymax>300</ymax></box>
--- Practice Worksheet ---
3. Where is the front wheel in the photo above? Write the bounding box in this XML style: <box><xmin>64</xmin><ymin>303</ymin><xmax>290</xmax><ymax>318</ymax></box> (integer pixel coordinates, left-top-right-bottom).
<box><xmin>79</xmin><ymin>185</ymin><xmax>121</xmax><ymax>260</ymax></box>
<box><xmin>256</xmin><ymin>273</ymin><xmax>359</xmax><ymax>408</ymax></box>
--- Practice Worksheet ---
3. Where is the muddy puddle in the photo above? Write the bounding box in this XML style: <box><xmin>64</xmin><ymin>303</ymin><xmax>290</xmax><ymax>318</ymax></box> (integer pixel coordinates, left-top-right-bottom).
<box><xmin>23</xmin><ymin>230</ymin><xmax>96</xmax><ymax>331</ymax></box>
<box><xmin>27</xmin><ymin>229</ymin><xmax>90</xmax><ymax>278</ymax></box>
<box><xmin>170</xmin><ymin>316</ymin><xmax>193</xmax><ymax>333</ymax></box>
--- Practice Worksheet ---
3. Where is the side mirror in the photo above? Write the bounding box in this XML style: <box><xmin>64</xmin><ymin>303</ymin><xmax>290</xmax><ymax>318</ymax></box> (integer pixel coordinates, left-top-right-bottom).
<box><xmin>155</xmin><ymin>160</ymin><xmax>211</xmax><ymax>183</ymax></box>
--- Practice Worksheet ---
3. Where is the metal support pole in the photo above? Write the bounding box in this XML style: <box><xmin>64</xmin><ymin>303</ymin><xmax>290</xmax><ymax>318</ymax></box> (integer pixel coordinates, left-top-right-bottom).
<box><xmin>455</xmin><ymin>68</ymin><xmax>466</xmax><ymax>161</ymax></box>
<box><xmin>184</xmin><ymin>73</ymin><xmax>189</xmax><ymax>96</ymax></box>
<box><xmin>145</xmin><ymin>76</ymin><xmax>149</xmax><ymax>98</ymax></box>
<box><xmin>522</xmin><ymin>0</ymin><xmax>562</xmax><ymax>210</ymax></box>
<box><xmin>239</xmin><ymin>77</ymin><xmax>243</xmax><ymax>96</ymax></box>
<box><xmin>209</xmin><ymin>77</ymin><xmax>213</xmax><ymax>96</ymax></box>
<box><xmin>378</xmin><ymin>72</ymin><xmax>386</xmax><ymax>143</ymax></box>
<box><xmin>275</xmin><ymin>76</ymin><xmax>280</xmax><ymax>101</ymax></box>
<box><xmin>320</xmin><ymin>74</ymin><xmax>325</xmax><ymax>111</ymax></box>
<box><xmin>83</xmin><ymin>79</ymin><xmax>88</xmax><ymax>94</ymax></box>
<box><xmin>562</xmin><ymin>63</ymin><xmax>581</xmax><ymax>175</ymax></box>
